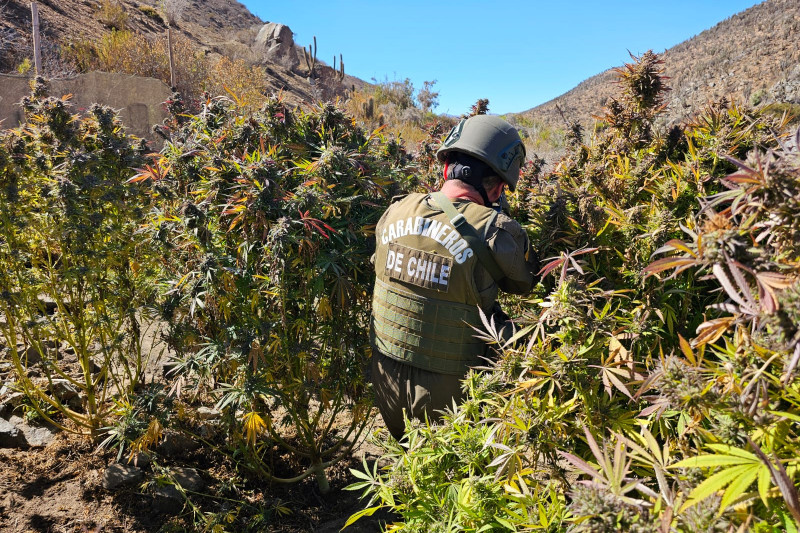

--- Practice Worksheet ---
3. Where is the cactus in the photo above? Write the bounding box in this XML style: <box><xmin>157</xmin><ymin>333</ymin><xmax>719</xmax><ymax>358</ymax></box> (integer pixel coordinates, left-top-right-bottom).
<box><xmin>333</xmin><ymin>53</ymin><xmax>345</xmax><ymax>82</ymax></box>
<box><xmin>303</xmin><ymin>35</ymin><xmax>317</xmax><ymax>78</ymax></box>
<box><xmin>362</xmin><ymin>97</ymin><xmax>374</xmax><ymax>119</ymax></box>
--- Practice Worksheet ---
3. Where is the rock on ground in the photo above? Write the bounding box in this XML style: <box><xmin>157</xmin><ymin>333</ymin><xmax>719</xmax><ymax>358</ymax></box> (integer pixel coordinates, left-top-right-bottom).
<box><xmin>0</xmin><ymin>417</ymin><xmax>27</xmax><ymax>448</ymax></box>
<box><xmin>102</xmin><ymin>463</ymin><xmax>143</xmax><ymax>490</ymax></box>
<box><xmin>0</xmin><ymin>415</ymin><xmax>58</xmax><ymax>448</ymax></box>
<box><xmin>172</xmin><ymin>467</ymin><xmax>205</xmax><ymax>492</ymax></box>
<box><xmin>152</xmin><ymin>466</ymin><xmax>207</xmax><ymax>511</ymax></box>
<box><xmin>8</xmin><ymin>415</ymin><xmax>58</xmax><ymax>448</ymax></box>
<box><xmin>0</xmin><ymin>392</ymin><xmax>24</xmax><ymax>417</ymax></box>
<box><xmin>49</xmin><ymin>378</ymin><xmax>83</xmax><ymax>409</ymax></box>
<box><xmin>123</xmin><ymin>452</ymin><xmax>151</xmax><ymax>468</ymax></box>
<box><xmin>157</xmin><ymin>431</ymin><xmax>200</xmax><ymax>457</ymax></box>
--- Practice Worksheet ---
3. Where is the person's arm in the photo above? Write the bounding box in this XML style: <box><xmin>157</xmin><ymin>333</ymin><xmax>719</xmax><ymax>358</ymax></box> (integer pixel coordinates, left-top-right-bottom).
<box><xmin>485</xmin><ymin>213</ymin><xmax>539</xmax><ymax>294</ymax></box>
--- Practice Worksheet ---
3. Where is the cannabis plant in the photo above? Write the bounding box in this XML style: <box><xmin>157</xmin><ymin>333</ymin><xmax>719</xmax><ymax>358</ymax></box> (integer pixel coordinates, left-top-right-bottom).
<box><xmin>137</xmin><ymin>93</ymin><xmax>411</xmax><ymax>491</ymax></box>
<box><xmin>0</xmin><ymin>79</ymin><xmax>153</xmax><ymax>437</ymax></box>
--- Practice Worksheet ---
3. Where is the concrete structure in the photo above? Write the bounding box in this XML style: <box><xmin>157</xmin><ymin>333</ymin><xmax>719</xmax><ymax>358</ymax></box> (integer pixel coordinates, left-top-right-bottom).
<box><xmin>0</xmin><ymin>71</ymin><xmax>171</xmax><ymax>143</ymax></box>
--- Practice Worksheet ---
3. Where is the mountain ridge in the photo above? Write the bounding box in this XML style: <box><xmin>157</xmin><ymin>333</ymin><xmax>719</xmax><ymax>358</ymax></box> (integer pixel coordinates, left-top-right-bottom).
<box><xmin>511</xmin><ymin>0</ymin><xmax>800</xmax><ymax>137</ymax></box>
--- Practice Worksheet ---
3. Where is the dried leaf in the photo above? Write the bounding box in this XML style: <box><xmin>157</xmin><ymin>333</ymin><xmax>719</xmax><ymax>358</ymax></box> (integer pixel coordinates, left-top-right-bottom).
<box><xmin>757</xmin><ymin>272</ymin><xmax>794</xmax><ymax>290</ymax></box>
<box><xmin>643</xmin><ymin>257</ymin><xmax>698</xmax><ymax>276</ymax></box>
<box><xmin>712</xmin><ymin>264</ymin><xmax>751</xmax><ymax>309</ymax></box>
<box><xmin>693</xmin><ymin>317</ymin><xmax>735</xmax><ymax>348</ymax></box>
<box><xmin>678</xmin><ymin>334</ymin><xmax>694</xmax><ymax>362</ymax></box>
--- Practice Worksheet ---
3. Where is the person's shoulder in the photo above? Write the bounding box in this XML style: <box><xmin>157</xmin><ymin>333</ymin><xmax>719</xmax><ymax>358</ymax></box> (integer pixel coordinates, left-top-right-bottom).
<box><xmin>379</xmin><ymin>193</ymin><xmax>426</xmax><ymax>223</ymax></box>
<box><xmin>391</xmin><ymin>192</ymin><xmax>427</xmax><ymax>205</ymax></box>
<box><xmin>492</xmin><ymin>211</ymin><xmax>525</xmax><ymax>235</ymax></box>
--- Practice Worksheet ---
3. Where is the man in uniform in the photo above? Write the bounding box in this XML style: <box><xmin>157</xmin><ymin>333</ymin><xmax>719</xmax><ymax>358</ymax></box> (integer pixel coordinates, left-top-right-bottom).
<box><xmin>370</xmin><ymin>114</ymin><xmax>539</xmax><ymax>440</ymax></box>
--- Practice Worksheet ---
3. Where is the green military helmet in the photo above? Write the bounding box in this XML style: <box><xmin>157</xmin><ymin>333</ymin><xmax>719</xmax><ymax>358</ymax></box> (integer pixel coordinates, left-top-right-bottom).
<box><xmin>436</xmin><ymin>115</ymin><xmax>526</xmax><ymax>191</ymax></box>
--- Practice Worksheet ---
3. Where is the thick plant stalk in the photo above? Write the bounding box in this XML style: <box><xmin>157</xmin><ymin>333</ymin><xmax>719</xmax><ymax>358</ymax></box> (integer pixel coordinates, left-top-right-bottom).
<box><xmin>313</xmin><ymin>461</ymin><xmax>330</xmax><ymax>494</ymax></box>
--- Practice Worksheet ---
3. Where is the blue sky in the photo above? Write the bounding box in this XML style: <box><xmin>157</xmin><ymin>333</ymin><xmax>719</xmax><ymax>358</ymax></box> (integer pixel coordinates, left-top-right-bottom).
<box><xmin>241</xmin><ymin>1</ymin><xmax>764</xmax><ymax>116</ymax></box>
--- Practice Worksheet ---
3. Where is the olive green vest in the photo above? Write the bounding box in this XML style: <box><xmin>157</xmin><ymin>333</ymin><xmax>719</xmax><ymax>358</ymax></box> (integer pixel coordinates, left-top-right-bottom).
<box><xmin>370</xmin><ymin>192</ymin><xmax>500</xmax><ymax>375</ymax></box>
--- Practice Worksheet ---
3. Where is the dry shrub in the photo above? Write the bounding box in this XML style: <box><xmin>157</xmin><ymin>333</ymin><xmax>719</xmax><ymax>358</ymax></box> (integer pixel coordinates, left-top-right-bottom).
<box><xmin>205</xmin><ymin>56</ymin><xmax>267</xmax><ymax>110</ymax></box>
<box><xmin>345</xmin><ymin>84</ymin><xmax>447</xmax><ymax>152</ymax></box>
<box><xmin>63</xmin><ymin>31</ymin><xmax>269</xmax><ymax>109</ymax></box>
<box><xmin>98</xmin><ymin>0</ymin><xmax>129</xmax><ymax>31</ymax></box>
<box><xmin>63</xmin><ymin>30</ymin><xmax>208</xmax><ymax>103</ymax></box>
<box><xmin>138</xmin><ymin>5</ymin><xmax>164</xmax><ymax>24</ymax></box>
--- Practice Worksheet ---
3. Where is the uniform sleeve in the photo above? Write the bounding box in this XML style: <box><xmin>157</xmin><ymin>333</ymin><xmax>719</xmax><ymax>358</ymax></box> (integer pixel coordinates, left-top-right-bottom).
<box><xmin>485</xmin><ymin>212</ymin><xmax>539</xmax><ymax>294</ymax></box>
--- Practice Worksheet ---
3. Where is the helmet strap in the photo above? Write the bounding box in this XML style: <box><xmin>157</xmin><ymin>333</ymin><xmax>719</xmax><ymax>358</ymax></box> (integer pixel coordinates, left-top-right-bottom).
<box><xmin>472</xmin><ymin>181</ymin><xmax>492</xmax><ymax>207</ymax></box>
<box><xmin>445</xmin><ymin>158</ymin><xmax>492</xmax><ymax>206</ymax></box>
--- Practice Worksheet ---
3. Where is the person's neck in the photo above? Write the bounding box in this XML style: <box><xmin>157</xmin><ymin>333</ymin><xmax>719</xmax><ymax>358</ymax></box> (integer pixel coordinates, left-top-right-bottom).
<box><xmin>440</xmin><ymin>179</ymin><xmax>485</xmax><ymax>205</ymax></box>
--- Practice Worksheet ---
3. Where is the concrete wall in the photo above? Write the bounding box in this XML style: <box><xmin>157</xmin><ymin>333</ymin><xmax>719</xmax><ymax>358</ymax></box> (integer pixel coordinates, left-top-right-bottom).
<box><xmin>0</xmin><ymin>71</ymin><xmax>171</xmax><ymax>143</ymax></box>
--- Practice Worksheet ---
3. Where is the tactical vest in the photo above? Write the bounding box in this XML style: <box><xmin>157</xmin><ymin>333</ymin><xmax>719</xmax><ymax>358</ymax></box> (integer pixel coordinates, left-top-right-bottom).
<box><xmin>370</xmin><ymin>192</ymin><xmax>501</xmax><ymax>375</ymax></box>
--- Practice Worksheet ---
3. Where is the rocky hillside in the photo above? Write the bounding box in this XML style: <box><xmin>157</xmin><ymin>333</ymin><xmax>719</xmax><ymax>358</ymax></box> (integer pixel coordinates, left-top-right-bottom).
<box><xmin>2</xmin><ymin>0</ymin><xmax>257</xmax><ymax>46</ymax></box>
<box><xmin>512</xmin><ymin>0</ymin><xmax>800</xmax><ymax>134</ymax></box>
<box><xmin>0</xmin><ymin>0</ymin><xmax>366</xmax><ymax>104</ymax></box>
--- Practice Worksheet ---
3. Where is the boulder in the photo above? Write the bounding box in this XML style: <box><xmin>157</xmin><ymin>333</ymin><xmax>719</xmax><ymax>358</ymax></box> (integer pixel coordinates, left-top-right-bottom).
<box><xmin>48</xmin><ymin>379</ymin><xmax>85</xmax><ymax>409</ymax></box>
<box><xmin>172</xmin><ymin>467</ymin><xmax>205</xmax><ymax>492</ymax></box>
<box><xmin>124</xmin><ymin>452</ymin><xmax>151</xmax><ymax>468</ymax></box>
<box><xmin>253</xmin><ymin>22</ymin><xmax>299</xmax><ymax>69</ymax></box>
<box><xmin>0</xmin><ymin>417</ymin><xmax>27</xmax><ymax>448</ymax></box>
<box><xmin>157</xmin><ymin>431</ymin><xmax>200</xmax><ymax>457</ymax></box>
<box><xmin>8</xmin><ymin>415</ymin><xmax>58</xmax><ymax>448</ymax></box>
<box><xmin>153</xmin><ymin>484</ymin><xmax>182</xmax><ymax>504</ymax></box>
<box><xmin>102</xmin><ymin>463</ymin><xmax>143</xmax><ymax>490</ymax></box>
<box><xmin>153</xmin><ymin>466</ymin><xmax>206</xmax><ymax>505</ymax></box>
<box><xmin>19</xmin><ymin>344</ymin><xmax>42</xmax><ymax>366</ymax></box>
<box><xmin>50</xmin><ymin>379</ymin><xmax>80</xmax><ymax>405</ymax></box>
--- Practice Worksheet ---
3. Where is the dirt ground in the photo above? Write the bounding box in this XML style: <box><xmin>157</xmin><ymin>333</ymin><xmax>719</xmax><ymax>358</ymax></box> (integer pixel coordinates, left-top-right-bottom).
<box><xmin>0</xmin><ymin>417</ymin><xmax>395</xmax><ymax>533</ymax></box>
<box><xmin>0</xmin><ymin>315</ymin><xmax>398</xmax><ymax>532</ymax></box>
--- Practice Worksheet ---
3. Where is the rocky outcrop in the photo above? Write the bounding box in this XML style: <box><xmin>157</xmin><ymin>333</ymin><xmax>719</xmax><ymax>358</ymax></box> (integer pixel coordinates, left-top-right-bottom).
<box><xmin>767</xmin><ymin>65</ymin><xmax>800</xmax><ymax>104</ymax></box>
<box><xmin>253</xmin><ymin>22</ymin><xmax>299</xmax><ymax>69</ymax></box>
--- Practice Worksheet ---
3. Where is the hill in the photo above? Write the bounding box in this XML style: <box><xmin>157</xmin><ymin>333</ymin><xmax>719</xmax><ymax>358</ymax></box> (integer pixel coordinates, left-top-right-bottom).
<box><xmin>0</xmin><ymin>0</ymin><xmax>367</xmax><ymax>105</ymax></box>
<box><xmin>511</xmin><ymin>0</ymin><xmax>800</xmax><ymax>144</ymax></box>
